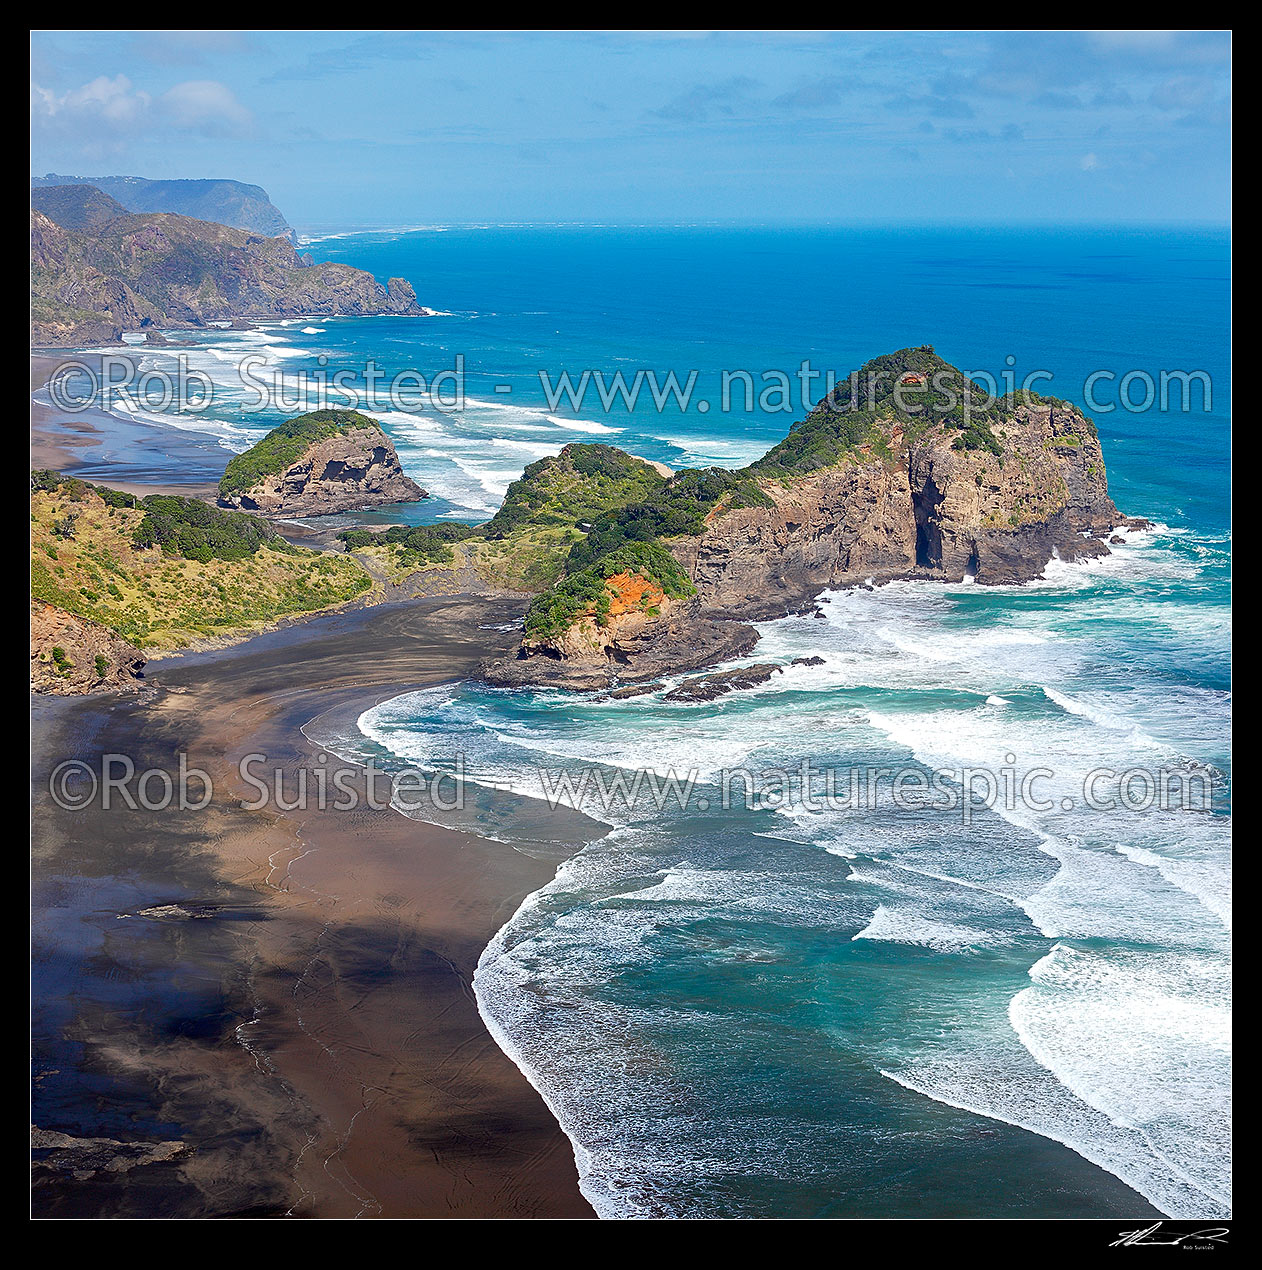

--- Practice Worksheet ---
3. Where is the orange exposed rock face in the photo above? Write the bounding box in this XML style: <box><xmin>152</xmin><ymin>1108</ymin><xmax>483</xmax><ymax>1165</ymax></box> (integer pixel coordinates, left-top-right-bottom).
<box><xmin>604</xmin><ymin>571</ymin><xmax>664</xmax><ymax>618</ymax></box>
<box><xmin>516</xmin><ymin>570</ymin><xmax>685</xmax><ymax>673</ymax></box>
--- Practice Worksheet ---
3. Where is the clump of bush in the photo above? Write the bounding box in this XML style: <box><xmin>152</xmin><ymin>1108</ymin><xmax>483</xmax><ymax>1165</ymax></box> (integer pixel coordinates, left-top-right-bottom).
<box><xmin>131</xmin><ymin>495</ymin><xmax>288</xmax><ymax>562</ymax></box>
<box><xmin>33</xmin><ymin>470</ymin><xmax>287</xmax><ymax>563</ymax></box>
<box><xmin>524</xmin><ymin>541</ymin><xmax>695</xmax><ymax>641</ymax></box>
<box><xmin>338</xmin><ymin>522</ymin><xmax>476</xmax><ymax>566</ymax></box>
<box><xmin>565</xmin><ymin>467</ymin><xmax>771</xmax><ymax>569</ymax></box>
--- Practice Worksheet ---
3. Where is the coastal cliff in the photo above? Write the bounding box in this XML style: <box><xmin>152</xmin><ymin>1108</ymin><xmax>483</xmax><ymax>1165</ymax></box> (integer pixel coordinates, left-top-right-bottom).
<box><xmin>476</xmin><ymin>346</ymin><xmax>1133</xmax><ymax>690</ymax></box>
<box><xmin>31</xmin><ymin>201</ymin><xmax>425</xmax><ymax>345</ymax></box>
<box><xmin>674</xmin><ymin>395</ymin><xmax>1119</xmax><ymax>619</ymax></box>
<box><xmin>218</xmin><ymin>410</ymin><xmax>426</xmax><ymax>517</ymax></box>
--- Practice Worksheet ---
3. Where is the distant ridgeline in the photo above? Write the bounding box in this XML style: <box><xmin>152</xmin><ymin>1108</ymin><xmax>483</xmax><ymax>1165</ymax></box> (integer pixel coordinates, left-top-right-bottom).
<box><xmin>32</xmin><ymin>174</ymin><xmax>292</xmax><ymax>238</ymax></box>
<box><xmin>30</xmin><ymin>182</ymin><xmax>424</xmax><ymax>345</ymax></box>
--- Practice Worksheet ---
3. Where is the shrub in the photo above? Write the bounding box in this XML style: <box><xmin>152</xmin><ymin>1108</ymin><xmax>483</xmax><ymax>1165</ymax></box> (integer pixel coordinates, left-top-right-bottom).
<box><xmin>131</xmin><ymin>495</ymin><xmax>289</xmax><ymax>562</ymax></box>
<box><xmin>338</xmin><ymin>521</ymin><xmax>475</xmax><ymax>566</ymax></box>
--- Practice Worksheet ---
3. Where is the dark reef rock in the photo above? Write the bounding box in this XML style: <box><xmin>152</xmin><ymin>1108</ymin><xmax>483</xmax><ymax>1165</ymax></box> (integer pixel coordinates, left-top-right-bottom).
<box><xmin>662</xmin><ymin>662</ymin><xmax>784</xmax><ymax>703</ymax></box>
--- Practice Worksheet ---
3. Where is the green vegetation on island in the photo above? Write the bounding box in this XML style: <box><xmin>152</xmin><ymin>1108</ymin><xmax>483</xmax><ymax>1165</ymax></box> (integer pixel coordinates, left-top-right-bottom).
<box><xmin>524</xmin><ymin>541</ymin><xmax>696</xmax><ymax>641</ymax></box>
<box><xmin>481</xmin><ymin>443</ymin><xmax>668</xmax><ymax>537</ymax></box>
<box><xmin>219</xmin><ymin>410</ymin><xmax>380</xmax><ymax>497</ymax></box>
<box><xmin>565</xmin><ymin>467</ymin><xmax>772</xmax><ymax>570</ymax></box>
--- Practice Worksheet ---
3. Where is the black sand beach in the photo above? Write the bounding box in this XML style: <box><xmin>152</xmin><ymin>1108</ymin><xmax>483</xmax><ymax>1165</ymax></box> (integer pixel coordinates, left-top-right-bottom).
<box><xmin>32</xmin><ymin>597</ymin><xmax>600</xmax><ymax>1218</ymax></box>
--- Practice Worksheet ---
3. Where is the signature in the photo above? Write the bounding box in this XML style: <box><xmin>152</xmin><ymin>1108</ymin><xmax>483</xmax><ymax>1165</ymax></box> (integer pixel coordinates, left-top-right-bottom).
<box><xmin>1111</xmin><ymin>1222</ymin><xmax>1230</xmax><ymax>1248</ymax></box>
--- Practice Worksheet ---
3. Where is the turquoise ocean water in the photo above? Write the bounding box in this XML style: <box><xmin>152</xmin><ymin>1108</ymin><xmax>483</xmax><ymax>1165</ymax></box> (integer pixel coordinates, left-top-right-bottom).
<box><xmin>44</xmin><ymin>225</ymin><xmax>1230</xmax><ymax>1218</ymax></box>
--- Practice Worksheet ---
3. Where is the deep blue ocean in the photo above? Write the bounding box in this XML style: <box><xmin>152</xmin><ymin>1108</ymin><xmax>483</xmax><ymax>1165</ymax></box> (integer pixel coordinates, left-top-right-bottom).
<box><xmin>48</xmin><ymin>224</ymin><xmax>1231</xmax><ymax>1218</ymax></box>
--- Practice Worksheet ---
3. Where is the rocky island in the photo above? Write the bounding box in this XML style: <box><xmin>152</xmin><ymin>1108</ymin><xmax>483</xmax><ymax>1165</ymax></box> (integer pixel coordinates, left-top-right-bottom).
<box><xmin>218</xmin><ymin>410</ymin><xmax>426</xmax><ymax>517</ymax></box>
<box><xmin>477</xmin><ymin>346</ymin><xmax>1136</xmax><ymax>691</ymax></box>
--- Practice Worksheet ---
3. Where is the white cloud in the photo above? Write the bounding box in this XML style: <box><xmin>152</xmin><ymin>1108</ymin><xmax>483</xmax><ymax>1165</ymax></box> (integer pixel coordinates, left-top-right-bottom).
<box><xmin>1080</xmin><ymin>152</ymin><xmax>1103</xmax><ymax>171</ymax></box>
<box><xmin>160</xmin><ymin>80</ymin><xmax>252</xmax><ymax>134</ymax></box>
<box><xmin>31</xmin><ymin>74</ymin><xmax>253</xmax><ymax>152</ymax></box>
<box><xmin>32</xmin><ymin>74</ymin><xmax>150</xmax><ymax>127</ymax></box>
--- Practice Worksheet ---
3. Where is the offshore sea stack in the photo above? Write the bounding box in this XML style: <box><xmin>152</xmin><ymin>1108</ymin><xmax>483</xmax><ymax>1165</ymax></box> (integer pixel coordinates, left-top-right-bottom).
<box><xmin>217</xmin><ymin>410</ymin><xmax>426</xmax><ymax>517</ymax></box>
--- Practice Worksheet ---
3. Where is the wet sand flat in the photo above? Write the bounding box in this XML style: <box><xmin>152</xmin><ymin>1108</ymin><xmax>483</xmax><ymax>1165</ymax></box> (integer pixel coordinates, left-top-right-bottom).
<box><xmin>32</xmin><ymin>596</ymin><xmax>598</xmax><ymax>1218</ymax></box>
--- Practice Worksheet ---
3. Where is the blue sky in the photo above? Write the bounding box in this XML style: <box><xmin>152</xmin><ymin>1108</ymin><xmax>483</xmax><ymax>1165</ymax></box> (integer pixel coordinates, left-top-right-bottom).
<box><xmin>30</xmin><ymin>30</ymin><xmax>1231</xmax><ymax>229</ymax></box>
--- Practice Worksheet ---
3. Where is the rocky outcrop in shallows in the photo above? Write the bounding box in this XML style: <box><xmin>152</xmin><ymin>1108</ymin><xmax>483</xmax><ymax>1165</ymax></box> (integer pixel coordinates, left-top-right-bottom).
<box><xmin>662</xmin><ymin>662</ymin><xmax>785</xmax><ymax>702</ymax></box>
<box><xmin>219</xmin><ymin>424</ymin><xmax>426</xmax><ymax>517</ymax></box>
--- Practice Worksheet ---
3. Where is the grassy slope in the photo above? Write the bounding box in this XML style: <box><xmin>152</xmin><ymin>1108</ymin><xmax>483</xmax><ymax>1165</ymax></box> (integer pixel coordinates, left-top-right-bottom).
<box><xmin>31</xmin><ymin>485</ymin><xmax>372</xmax><ymax>650</ymax></box>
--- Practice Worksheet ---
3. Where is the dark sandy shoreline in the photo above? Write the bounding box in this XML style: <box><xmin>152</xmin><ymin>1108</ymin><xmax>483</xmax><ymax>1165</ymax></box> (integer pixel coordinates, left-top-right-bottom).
<box><xmin>31</xmin><ymin>353</ymin><xmax>228</xmax><ymax>496</ymax></box>
<box><xmin>32</xmin><ymin>596</ymin><xmax>603</xmax><ymax>1218</ymax></box>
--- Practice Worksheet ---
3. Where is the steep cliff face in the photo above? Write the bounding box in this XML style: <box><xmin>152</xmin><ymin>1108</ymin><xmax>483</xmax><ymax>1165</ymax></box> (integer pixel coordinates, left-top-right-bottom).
<box><xmin>674</xmin><ymin>398</ymin><xmax>1118</xmax><ymax>618</ymax></box>
<box><xmin>219</xmin><ymin>420</ymin><xmax>426</xmax><ymax>517</ymax></box>
<box><xmin>31</xmin><ymin>601</ymin><xmax>146</xmax><ymax>695</ymax></box>
<box><xmin>31</xmin><ymin>206</ymin><xmax>425</xmax><ymax>345</ymax></box>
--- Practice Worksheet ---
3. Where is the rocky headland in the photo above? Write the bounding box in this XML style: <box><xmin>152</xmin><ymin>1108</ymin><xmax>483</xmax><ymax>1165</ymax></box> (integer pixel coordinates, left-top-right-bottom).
<box><xmin>473</xmin><ymin>346</ymin><xmax>1140</xmax><ymax>693</ymax></box>
<box><xmin>30</xmin><ymin>193</ymin><xmax>425</xmax><ymax>346</ymax></box>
